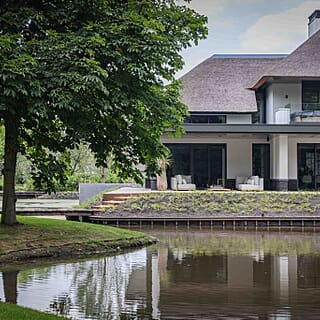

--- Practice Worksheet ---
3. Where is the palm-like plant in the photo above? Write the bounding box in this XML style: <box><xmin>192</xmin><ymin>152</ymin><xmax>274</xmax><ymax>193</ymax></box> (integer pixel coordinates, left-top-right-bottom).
<box><xmin>157</xmin><ymin>152</ymin><xmax>172</xmax><ymax>191</ymax></box>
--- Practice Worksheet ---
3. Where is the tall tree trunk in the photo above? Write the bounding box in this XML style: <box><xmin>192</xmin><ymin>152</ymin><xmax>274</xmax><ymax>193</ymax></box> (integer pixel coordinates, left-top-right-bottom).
<box><xmin>101</xmin><ymin>166</ymin><xmax>106</xmax><ymax>183</ymax></box>
<box><xmin>1</xmin><ymin>112</ymin><xmax>18</xmax><ymax>225</ymax></box>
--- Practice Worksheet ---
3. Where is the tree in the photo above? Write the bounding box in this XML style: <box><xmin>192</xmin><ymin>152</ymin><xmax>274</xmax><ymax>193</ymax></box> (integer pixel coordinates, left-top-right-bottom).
<box><xmin>0</xmin><ymin>0</ymin><xmax>207</xmax><ymax>225</ymax></box>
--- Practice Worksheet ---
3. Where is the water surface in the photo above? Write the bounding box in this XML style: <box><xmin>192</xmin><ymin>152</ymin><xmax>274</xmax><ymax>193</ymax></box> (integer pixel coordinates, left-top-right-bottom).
<box><xmin>1</xmin><ymin>229</ymin><xmax>320</xmax><ymax>319</ymax></box>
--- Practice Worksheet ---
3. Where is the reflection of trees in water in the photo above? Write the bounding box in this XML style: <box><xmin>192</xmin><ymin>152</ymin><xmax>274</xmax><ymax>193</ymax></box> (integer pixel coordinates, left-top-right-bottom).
<box><xmin>18</xmin><ymin>266</ymin><xmax>53</xmax><ymax>284</ymax></box>
<box><xmin>49</xmin><ymin>294</ymin><xmax>71</xmax><ymax>315</ymax></box>
<box><xmin>3</xmin><ymin>270</ymin><xmax>18</xmax><ymax>304</ymax></box>
<box><xmin>0</xmin><ymin>249</ymin><xmax>148</xmax><ymax>319</ymax></box>
<box><xmin>70</xmin><ymin>249</ymin><xmax>147</xmax><ymax>319</ymax></box>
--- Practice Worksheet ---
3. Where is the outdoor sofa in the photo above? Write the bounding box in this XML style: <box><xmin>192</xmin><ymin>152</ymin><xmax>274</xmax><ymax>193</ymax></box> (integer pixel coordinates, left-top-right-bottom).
<box><xmin>236</xmin><ymin>176</ymin><xmax>264</xmax><ymax>191</ymax></box>
<box><xmin>171</xmin><ymin>175</ymin><xmax>196</xmax><ymax>191</ymax></box>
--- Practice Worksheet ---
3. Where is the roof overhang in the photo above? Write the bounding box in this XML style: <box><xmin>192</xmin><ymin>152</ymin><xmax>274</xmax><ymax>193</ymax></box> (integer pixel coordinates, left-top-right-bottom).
<box><xmin>251</xmin><ymin>76</ymin><xmax>320</xmax><ymax>90</ymax></box>
<box><xmin>250</xmin><ymin>76</ymin><xmax>270</xmax><ymax>90</ymax></box>
<box><xmin>183</xmin><ymin>124</ymin><xmax>320</xmax><ymax>134</ymax></box>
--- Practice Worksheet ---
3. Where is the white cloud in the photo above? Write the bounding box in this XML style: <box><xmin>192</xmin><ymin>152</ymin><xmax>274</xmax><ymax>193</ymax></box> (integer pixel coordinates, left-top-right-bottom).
<box><xmin>187</xmin><ymin>0</ymin><xmax>264</xmax><ymax>27</ymax></box>
<box><xmin>241</xmin><ymin>1</ymin><xmax>320</xmax><ymax>53</ymax></box>
<box><xmin>188</xmin><ymin>0</ymin><xmax>264</xmax><ymax>14</ymax></box>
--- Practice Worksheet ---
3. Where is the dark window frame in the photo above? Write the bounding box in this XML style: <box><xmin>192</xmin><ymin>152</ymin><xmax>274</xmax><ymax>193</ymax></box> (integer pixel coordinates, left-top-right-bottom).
<box><xmin>165</xmin><ymin>143</ymin><xmax>227</xmax><ymax>188</ymax></box>
<box><xmin>302</xmin><ymin>80</ymin><xmax>320</xmax><ymax>111</ymax></box>
<box><xmin>297</xmin><ymin>143</ymin><xmax>320</xmax><ymax>190</ymax></box>
<box><xmin>185</xmin><ymin>113</ymin><xmax>226</xmax><ymax>124</ymax></box>
<box><xmin>252</xmin><ymin>144</ymin><xmax>270</xmax><ymax>190</ymax></box>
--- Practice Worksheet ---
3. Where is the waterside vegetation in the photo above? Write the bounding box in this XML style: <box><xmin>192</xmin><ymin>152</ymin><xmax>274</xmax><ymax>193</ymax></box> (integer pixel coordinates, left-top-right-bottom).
<box><xmin>106</xmin><ymin>191</ymin><xmax>320</xmax><ymax>216</ymax></box>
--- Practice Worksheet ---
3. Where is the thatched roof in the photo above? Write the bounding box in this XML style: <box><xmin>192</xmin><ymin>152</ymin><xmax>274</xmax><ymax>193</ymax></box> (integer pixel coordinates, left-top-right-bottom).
<box><xmin>251</xmin><ymin>30</ymin><xmax>320</xmax><ymax>89</ymax></box>
<box><xmin>181</xmin><ymin>28</ymin><xmax>320</xmax><ymax>113</ymax></box>
<box><xmin>180</xmin><ymin>55</ymin><xmax>284</xmax><ymax>113</ymax></box>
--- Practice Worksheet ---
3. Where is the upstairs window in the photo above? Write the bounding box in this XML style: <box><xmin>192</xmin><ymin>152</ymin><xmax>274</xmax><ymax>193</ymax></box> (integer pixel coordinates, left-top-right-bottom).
<box><xmin>302</xmin><ymin>81</ymin><xmax>320</xmax><ymax>111</ymax></box>
<box><xmin>185</xmin><ymin>114</ymin><xmax>226</xmax><ymax>124</ymax></box>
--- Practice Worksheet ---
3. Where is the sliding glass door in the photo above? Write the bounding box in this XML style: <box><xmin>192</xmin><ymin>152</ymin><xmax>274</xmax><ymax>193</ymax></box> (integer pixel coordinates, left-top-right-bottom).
<box><xmin>193</xmin><ymin>146</ymin><xmax>208</xmax><ymax>187</ymax></box>
<box><xmin>252</xmin><ymin>144</ymin><xmax>270</xmax><ymax>190</ymax></box>
<box><xmin>209</xmin><ymin>145</ymin><xmax>226</xmax><ymax>187</ymax></box>
<box><xmin>166</xmin><ymin>144</ymin><xmax>226</xmax><ymax>188</ymax></box>
<box><xmin>298</xmin><ymin>144</ymin><xmax>320</xmax><ymax>190</ymax></box>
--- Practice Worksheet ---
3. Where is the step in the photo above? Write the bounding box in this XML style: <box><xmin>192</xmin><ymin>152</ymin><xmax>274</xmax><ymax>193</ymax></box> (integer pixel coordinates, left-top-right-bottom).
<box><xmin>90</xmin><ymin>205</ymin><xmax>107</xmax><ymax>210</ymax></box>
<box><xmin>105</xmin><ymin>196</ymin><xmax>130</xmax><ymax>201</ymax></box>
<box><xmin>91</xmin><ymin>203</ymin><xmax>119</xmax><ymax>209</ymax></box>
<box><xmin>103</xmin><ymin>193</ymin><xmax>144</xmax><ymax>201</ymax></box>
<box><xmin>102</xmin><ymin>200</ymin><xmax>125</xmax><ymax>205</ymax></box>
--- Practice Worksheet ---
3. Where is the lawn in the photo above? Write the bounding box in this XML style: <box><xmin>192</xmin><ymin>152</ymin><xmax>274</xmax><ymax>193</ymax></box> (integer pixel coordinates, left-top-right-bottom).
<box><xmin>0</xmin><ymin>216</ymin><xmax>154</xmax><ymax>263</ymax></box>
<box><xmin>0</xmin><ymin>302</ymin><xmax>69</xmax><ymax>320</ymax></box>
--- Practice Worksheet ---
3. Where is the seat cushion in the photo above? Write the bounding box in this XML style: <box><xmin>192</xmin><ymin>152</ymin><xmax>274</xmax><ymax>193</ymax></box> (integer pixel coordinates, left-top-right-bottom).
<box><xmin>181</xmin><ymin>175</ymin><xmax>192</xmax><ymax>184</ymax></box>
<box><xmin>236</xmin><ymin>176</ymin><xmax>246</xmax><ymax>185</ymax></box>
<box><xmin>176</xmin><ymin>175</ymin><xmax>183</xmax><ymax>184</ymax></box>
<box><xmin>252</xmin><ymin>176</ymin><xmax>259</xmax><ymax>185</ymax></box>
<box><xmin>238</xmin><ymin>184</ymin><xmax>261</xmax><ymax>191</ymax></box>
<box><xmin>177</xmin><ymin>183</ymin><xmax>196</xmax><ymax>190</ymax></box>
<box><xmin>247</xmin><ymin>178</ymin><xmax>254</xmax><ymax>185</ymax></box>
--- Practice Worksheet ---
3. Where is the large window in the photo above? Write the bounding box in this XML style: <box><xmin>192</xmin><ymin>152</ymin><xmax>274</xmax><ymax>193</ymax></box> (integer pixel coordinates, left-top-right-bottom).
<box><xmin>252</xmin><ymin>144</ymin><xmax>270</xmax><ymax>190</ymax></box>
<box><xmin>185</xmin><ymin>113</ymin><xmax>226</xmax><ymax>124</ymax></box>
<box><xmin>166</xmin><ymin>144</ymin><xmax>226</xmax><ymax>188</ymax></box>
<box><xmin>298</xmin><ymin>144</ymin><xmax>320</xmax><ymax>190</ymax></box>
<box><xmin>302</xmin><ymin>81</ymin><xmax>320</xmax><ymax>111</ymax></box>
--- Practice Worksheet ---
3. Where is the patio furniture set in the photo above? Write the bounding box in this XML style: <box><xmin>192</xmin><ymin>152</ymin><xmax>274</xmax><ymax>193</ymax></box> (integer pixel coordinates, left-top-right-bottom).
<box><xmin>170</xmin><ymin>174</ymin><xmax>264</xmax><ymax>191</ymax></box>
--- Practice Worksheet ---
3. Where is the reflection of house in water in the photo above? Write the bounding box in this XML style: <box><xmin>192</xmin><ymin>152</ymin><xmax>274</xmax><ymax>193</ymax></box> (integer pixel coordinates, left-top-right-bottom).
<box><xmin>126</xmin><ymin>264</ymin><xmax>147</xmax><ymax>300</ymax></box>
<box><xmin>150</xmin><ymin>245</ymin><xmax>320</xmax><ymax>319</ymax></box>
<box><xmin>60</xmin><ymin>245</ymin><xmax>320</xmax><ymax>319</ymax></box>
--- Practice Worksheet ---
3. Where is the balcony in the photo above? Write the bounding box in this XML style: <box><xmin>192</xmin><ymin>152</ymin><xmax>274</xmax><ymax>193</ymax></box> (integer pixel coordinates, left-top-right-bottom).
<box><xmin>275</xmin><ymin>103</ymin><xmax>320</xmax><ymax>124</ymax></box>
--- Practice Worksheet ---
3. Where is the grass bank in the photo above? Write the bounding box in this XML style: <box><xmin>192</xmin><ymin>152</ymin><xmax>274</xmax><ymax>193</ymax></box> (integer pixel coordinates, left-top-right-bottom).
<box><xmin>106</xmin><ymin>191</ymin><xmax>320</xmax><ymax>216</ymax></box>
<box><xmin>0</xmin><ymin>216</ymin><xmax>155</xmax><ymax>264</ymax></box>
<box><xmin>0</xmin><ymin>302</ymin><xmax>69</xmax><ymax>320</ymax></box>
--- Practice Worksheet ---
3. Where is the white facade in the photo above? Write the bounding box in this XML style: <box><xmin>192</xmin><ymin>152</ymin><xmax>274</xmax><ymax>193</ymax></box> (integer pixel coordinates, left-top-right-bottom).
<box><xmin>162</xmin><ymin>133</ymin><xmax>320</xmax><ymax>190</ymax></box>
<box><xmin>271</xmin><ymin>134</ymin><xmax>288</xmax><ymax>180</ymax></box>
<box><xmin>266</xmin><ymin>82</ymin><xmax>302</xmax><ymax>124</ymax></box>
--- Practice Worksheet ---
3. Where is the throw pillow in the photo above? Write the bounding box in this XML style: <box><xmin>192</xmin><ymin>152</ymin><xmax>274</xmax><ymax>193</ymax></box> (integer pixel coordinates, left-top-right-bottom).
<box><xmin>176</xmin><ymin>175</ymin><xmax>182</xmax><ymax>184</ymax></box>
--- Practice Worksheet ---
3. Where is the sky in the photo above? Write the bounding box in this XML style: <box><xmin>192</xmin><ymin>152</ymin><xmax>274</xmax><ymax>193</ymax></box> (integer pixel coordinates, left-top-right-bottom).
<box><xmin>178</xmin><ymin>0</ymin><xmax>320</xmax><ymax>77</ymax></box>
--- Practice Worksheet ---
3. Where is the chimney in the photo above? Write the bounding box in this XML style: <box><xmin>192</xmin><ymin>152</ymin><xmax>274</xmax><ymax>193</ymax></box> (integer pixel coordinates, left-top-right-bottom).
<box><xmin>308</xmin><ymin>10</ymin><xmax>320</xmax><ymax>37</ymax></box>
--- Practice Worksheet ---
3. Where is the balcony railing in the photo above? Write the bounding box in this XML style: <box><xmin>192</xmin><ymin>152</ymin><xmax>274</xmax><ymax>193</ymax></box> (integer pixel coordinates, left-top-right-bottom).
<box><xmin>291</xmin><ymin>110</ymin><xmax>320</xmax><ymax>122</ymax></box>
<box><xmin>276</xmin><ymin>103</ymin><xmax>320</xmax><ymax>123</ymax></box>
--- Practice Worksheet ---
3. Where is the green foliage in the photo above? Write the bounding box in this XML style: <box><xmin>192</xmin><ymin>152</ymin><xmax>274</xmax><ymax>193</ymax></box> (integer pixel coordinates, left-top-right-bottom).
<box><xmin>0</xmin><ymin>302</ymin><xmax>69</xmax><ymax>320</ymax></box>
<box><xmin>0</xmin><ymin>0</ymin><xmax>207</xmax><ymax>189</ymax></box>
<box><xmin>108</xmin><ymin>191</ymin><xmax>320</xmax><ymax>215</ymax></box>
<box><xmin>0</xmin><ymin>123</ymin><xmax>127</xmax><ymax>191</ymax></box>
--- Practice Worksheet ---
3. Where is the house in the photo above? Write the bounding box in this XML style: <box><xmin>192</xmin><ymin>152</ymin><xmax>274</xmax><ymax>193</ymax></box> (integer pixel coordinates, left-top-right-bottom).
<box><xmin>162</xmin><ymin>10</ymin><xmax>320</xmax><ymax>191</ymax></box>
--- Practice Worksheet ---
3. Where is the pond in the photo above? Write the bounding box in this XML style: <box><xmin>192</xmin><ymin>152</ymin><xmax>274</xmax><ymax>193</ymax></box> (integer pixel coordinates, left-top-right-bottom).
<box><xmin>1</xmin><ymin>229</ymin><xmax>320</xmax><ymax>319</ymax></box>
